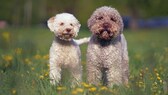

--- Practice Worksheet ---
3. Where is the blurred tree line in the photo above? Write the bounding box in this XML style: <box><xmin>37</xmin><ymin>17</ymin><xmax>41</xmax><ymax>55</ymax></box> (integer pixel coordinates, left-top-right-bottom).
<box><xmin>0</xmin><ymin>0</ymin><xmax>168</xmax><ymax>27</ymax></box>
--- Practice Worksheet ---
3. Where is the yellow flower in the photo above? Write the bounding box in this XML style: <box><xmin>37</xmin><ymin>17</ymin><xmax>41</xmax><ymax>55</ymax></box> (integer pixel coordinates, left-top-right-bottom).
<box><xmin>100</xmin><ymin>86</ymin><xmax>108</xmax><ymax>91</ymax></box>
<box><xmin>155</xmin><ymin>73</ymin><xmax>159</xmax><ymax>77</ymax></box>
<box><xmin>71</xmin><ymin>90</ymin><xmax>78</xmax><ymax>95</ymax></box>
<box><xmin>159</xmin><ymin>80</ymin><xmax>163</xmax><ymax>83</ymax></box>
<box><xmin>11</xmin><ymin>89</ymin><xmax>16</xmax><ymax>94</ymax></box>
<box><xmin>31</xmin><ymin>67</ymin><xmax>35</xmax><ymax>71</ymax></box>
<box><xmin>34</xmin><ymin>54</ymin><xmax>41</xmax><ymax>59</ymax></box>
<box><xmin>76</xmin><ymin>88</ymin><xmax>84</xmax><ymax>93</ymax></box>
<box><xmin>43</xmin><ymin>54</ymin><xmax>49</xmax><ymax>60</ymax></box>
<box><xmin>44</xmin><ymin>72</ymin><xmax>49</xmax><ymax>77</ymax></box>
<box><xmin>3</xmin><ymin>55</ymin><xmax>13</xmax><ymax>62</ymax></box>
<box><xmin>15</xmin><ymin>48</ymin><xmax>22</xmax><ymax>54</ymax></box>
<box><xmin>2</xmin><ymin>31</ymin><xmax>10</xmax><ymax>43</ymax></box>
<box><xmin>89</xmin><ymin>87</ymin><xmax>97</xmax><ymax>92</ymax></box>
<box><xmin>25</xmin><ymin>58</ymin><xmax>31</xmax><ymax>64</ymax></box>
<box><xmin>157</xmin><ymin>76</ymin><xmax>161</xmax><ymax>80</ymax></box>
<box><xmin>57</xmin><ymin>86</ymin><xmax>66</xmax><ymax>91</ymax></box>
<box><xmin>39</xmin><ymin>75</ymin><xmax>44</xmax><ymax>79</ymax></box>
<box><xmin>82</xmin><ymin>82</ymin><xmax>92</xmax><ymax>88</ymax></box>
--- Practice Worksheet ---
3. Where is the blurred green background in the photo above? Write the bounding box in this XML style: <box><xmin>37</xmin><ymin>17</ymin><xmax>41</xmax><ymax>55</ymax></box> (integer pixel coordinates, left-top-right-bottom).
<box><xmin>0</xmin><ymin>0</ymin><xmax>168</xmax><ymax>28</ymax></box>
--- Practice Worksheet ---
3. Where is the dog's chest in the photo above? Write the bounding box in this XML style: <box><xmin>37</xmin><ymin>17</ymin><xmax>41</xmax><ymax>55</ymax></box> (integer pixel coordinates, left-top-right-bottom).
<box><xmin>93</xmin><ymin>42</ymin><xmax>122</xmax><ymax>67</ymax></box>
<box><xmin>52</xmin><ymin>42</ymin><xmax>80</xmax><ymax>65</ymax></box>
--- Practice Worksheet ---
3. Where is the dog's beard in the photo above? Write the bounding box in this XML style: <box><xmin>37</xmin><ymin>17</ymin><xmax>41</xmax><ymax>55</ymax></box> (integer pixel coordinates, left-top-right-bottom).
<box><xmin>92</xmin><ymin>27</ymin><xmax>116</xmax><ymax>40</ymax></box>
<box><xmin>56</xmin><ymin>30</ymin><xmax>76</xmax><ymax>41</ymax></box>
<box><xmin>91</xmin><ymin>23</ymin><xmax>119</xmax><ymax>40</ymax></box>
<box><xmin>98</xmin><ymin>29</ymin><xmax>114</xmax><ymax>40</ymax></box>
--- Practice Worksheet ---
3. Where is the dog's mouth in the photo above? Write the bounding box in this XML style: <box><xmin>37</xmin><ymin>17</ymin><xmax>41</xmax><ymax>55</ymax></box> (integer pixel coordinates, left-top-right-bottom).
<box><xmin>63</xmin><ymin>33</ymin><xmax>73</xmax><ymax>38</ymax></box>
<box><xmin>96</xmin><ymin>29</ymin><xmax>114</xmax><ymax>40</ymax></box>
<box><xmin>57</xmin><ymin>32</ymin><xmax>75</xmax><ymax>41</ymax></box>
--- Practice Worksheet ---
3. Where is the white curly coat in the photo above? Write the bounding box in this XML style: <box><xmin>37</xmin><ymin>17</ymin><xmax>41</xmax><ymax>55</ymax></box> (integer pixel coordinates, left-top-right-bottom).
<box><xmin>47</xmin><ymin>13</ymin><xmax>89</xmax><ymax>86</ymax></box>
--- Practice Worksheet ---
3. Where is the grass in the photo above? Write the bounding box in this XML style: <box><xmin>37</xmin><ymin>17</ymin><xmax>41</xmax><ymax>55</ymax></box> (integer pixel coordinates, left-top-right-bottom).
<box><xmin>0</xmin><ymin>27</ymin><xmax>168</xmax><ymax>95</ymax></box>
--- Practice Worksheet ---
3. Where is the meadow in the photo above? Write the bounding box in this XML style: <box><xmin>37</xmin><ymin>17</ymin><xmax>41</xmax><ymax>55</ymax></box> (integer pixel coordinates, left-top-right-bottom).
<box><xmin>0</xmin><ymin>27</ymin><xmax>168</xmax><ymax>95</ymax></box>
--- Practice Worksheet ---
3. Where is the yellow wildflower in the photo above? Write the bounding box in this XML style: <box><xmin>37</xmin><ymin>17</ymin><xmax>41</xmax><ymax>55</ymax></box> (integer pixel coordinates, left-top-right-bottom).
<box><xmin>71</xmin><ymin>90</ymin><xmax>78</xmax><ymax>95</ymax></box>
<box><xmin>82</xmin><ymin>82</ymin><xmax>92</xmax><ymax>88</ymax></box>
<box><xmin>159</xmin><ymin>80</ymin><xmax>163</xmax><ymax>83</ymax></box>
<box><xmin>15</xmin><ymin>48</ymin><xmax>22</xmax><ymax>54</ymax></box>
<box><xmin>89</xmin><ymin>87</ymin><xmax>97</xmax><ymax>92</ymax></box>
<box><xmin>57</xmin><ymin>86</ymin><xmax>66</xmax><ymax>91</ymax></box>
<box><xmin>155</xmin><ymin>73</ymin><xmax>159</xmax><ymax>77</ymax></box>
<box><xmin>100</xmin><ymin>86</ymin><xmax>108</xmax><ymax>91</ymax></box>
<box><xmin>34</xmin><ymin>54</ymin><xmax>41</xmax><ymax>59</ymax></box>
<box><xmin>39</xmin><ymin>75</ymin><xmax>44</xmax><ymax>79</ymax></box>
<box><xmin>157</xmin><ymin>76</ymin><xmax>161</xmax><ymax>80</ymax></box>
<box><xmin>31</xmin><ymin>67</ymin><xmax>35</xmax><ymax>71</ymax></box>
<box><xmin>3</xmin><ymin>55</ymin><xmax>13</xmax><ymax>62</ymax></box>
<box><xmin>11</xmin><ymin>89</ymin><xmax>16</xmax><ymax>94</ymax></box>
<box><xmin>25</xmin><ymin>58</ymin><xmax>31</xmax><ymax>64</ymax></box>
<box><xmin>44</xmin><ymin>72</ymin><xmax>49</xmax><ymax>77</ymax></box>
<box><xmin>76</xmin><ymin>88</ymin><xmax>84</xmax><ymax>93</ymax></box>
<box><xmin>2</xmin><ymin>31</ymin><xmax>10</xmax><ymax>43</ymax></box>
<box><xmin>43</xmin><ymin>54</ymin><xmax>49</xmax><ymax>60</ymax></box>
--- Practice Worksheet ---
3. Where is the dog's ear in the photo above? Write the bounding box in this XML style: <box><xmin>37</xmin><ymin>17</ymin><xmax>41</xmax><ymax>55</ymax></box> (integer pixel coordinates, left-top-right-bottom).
<box><xmin>77</xmin><ymin>21</ymin><xmax>81</xmax><ymax>28</ymax></box>
<box><xmin>47</xmin><ymin>16</ymin><xmax>55</xmax><ymax>32</ymax></box>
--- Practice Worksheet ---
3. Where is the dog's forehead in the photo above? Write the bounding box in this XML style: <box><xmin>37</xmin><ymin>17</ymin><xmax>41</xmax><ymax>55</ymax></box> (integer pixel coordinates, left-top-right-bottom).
<box><xmin>55</xmin><ymin>13</ymin><xmax>77</xmax><ymax>23</ymax></box>
<box><xmin>94</xmin><ymin>7</ymin><xmax>120</xmax><ymax>18</ymax></box>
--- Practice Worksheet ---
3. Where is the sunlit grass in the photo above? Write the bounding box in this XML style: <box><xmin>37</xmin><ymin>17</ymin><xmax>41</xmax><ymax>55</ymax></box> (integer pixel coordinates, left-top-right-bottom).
<box><xmin>0</xmin><ymin>27</ymin><xmax>168</xmax><ymax>95</ymax></box>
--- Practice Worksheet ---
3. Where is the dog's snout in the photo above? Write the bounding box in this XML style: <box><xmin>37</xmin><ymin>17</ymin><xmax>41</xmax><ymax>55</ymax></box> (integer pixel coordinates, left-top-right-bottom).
<box><xmin>66</xmin><ymin>28</ymin><xmax>71</xmax><ymax>32</ymax></box>
<box><xmin>103</xmin><ymin>23</ymin><xmax>110</xmax><ymax>28</ymax></box>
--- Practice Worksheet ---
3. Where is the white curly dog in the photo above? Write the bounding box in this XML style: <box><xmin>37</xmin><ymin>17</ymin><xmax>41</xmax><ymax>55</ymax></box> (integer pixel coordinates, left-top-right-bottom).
<box><xmin>47</xmin><ymin>13</ymin><xmax>89</xmax><ymax>86</ymax></box>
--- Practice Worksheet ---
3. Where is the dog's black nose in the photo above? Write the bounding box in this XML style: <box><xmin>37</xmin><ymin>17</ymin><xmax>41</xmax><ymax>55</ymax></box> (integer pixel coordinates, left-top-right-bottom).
<box><xmin>103</xmin><ymin>23</ymin><xmax>110</xmax><ymax>28</ymax></box>
<box><xmin>66</xmin><ymin>28</ymin><xmax>71</xmax><ymax>32</ymax></box>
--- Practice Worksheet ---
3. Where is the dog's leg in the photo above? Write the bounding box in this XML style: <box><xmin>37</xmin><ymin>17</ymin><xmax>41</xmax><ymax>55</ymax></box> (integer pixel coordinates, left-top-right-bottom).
<box><xmin>87</xmin><ymin>63</ymin><xmax>101</xmax><ymax>86</ymax></box>
<box><xmin>49</xmin><ymin>57</ymin><xmax>61</xmax><ymax>85</ymax></box>
<box><xmin>106</xmin><ymin>67</ymin><xmax>122</xmax><ymax>87</ymax></box>
<box><xmin>121</xmin><ymin>34</ymin><xmax>129</xmax><ymax>85</ymax></box>
<box><xmin>122</xmin><ymin>60</ymin><xmax>129</xmax><ymax>85</ymax></box>
<box><xmin>69</xmin><ymin>63</ymin><xmax>82</xmax><ymax>87</ymax></box>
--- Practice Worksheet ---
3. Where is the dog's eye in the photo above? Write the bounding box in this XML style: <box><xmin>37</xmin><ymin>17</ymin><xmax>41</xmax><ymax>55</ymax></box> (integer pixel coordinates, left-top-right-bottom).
<box><xmin>60</xmin><ymin>22</ymin><xmax>64</xmax><ymax>26</ymax></box>
<box><xmin>97</xmin><ymin>16</ymin><xmax>103</xmax><ymax>20</ymax></box>
<box><xmin>110</xmin><ymin>17</ymin><xmax>116</xmax><ymax>22</ymax></box>
<box><xmin>70</xmin><ymin>23</ymin><xmax>73</xmax><ymax>26</ymax></box>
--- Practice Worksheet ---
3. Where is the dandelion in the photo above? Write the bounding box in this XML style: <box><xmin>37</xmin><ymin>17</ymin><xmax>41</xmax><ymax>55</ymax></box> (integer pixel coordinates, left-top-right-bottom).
<box><xmin>25</xmin><ymin>58</ymin><xmax>31</xmax><ymax>64</ymax></box>
<box><xmin>43</xmin><ymin>54</ymin><xmax>49</xmax><ymax>60</ymax></box>
<box><xmin>11</xmin><ymin>89</ymin><xmax>16</xmax><ymax>94</ymax></box>
<box><xmin>31</xmin><ymin>67</ymin><xmax>35</xmax><ymax>71</ymax></box>
<box><xmin>75</xmin><ymin>88</ymin><xmax>84</xmax><ymax>93</ymax></box>
<box><xmin>44</xmin><ymin>72</ymin><xmax>49</xmax><ymax>77</ymax></box>
<box><xmin>159</xmin><ymin>80</ymin><xmax>163</xmax><ymax>83</ymax></box>
<box><xmin>34</xmin><ymin>54</ymin><xmax>41</xmax><ymax>59</ymax></box>
<box><xmin>56</xmin><ymin>86</ymin><xmax>66</xmax><ymax>91</ymax></box>
<box><xmin>39</xmin><ymin>75</ymin><xmax>44</xmax><ymax>79</ymax></box>
<box><xmin>82</xmin><ymin>82</ymin><xmax>92</xmax><ymax>88</ymax></box>
<box><xmin>71</xmin><ymin>90</ymin><xmax>78</xmax><ymax>95</ymax></box>
<box><xmin>2</xmin><ymin>31</ymin><xmax>10</xmax><ymax>43</ymax></box>
<box><xmin>100</xmin><ymin>86</ymin><xmax>108</xmax><ymax>91</ymax></box>
<box><xmin>155</xmin><ymin>73</ymin><xmax>159</xmax><ymax>77</ymax></box>
<box><xmin>154</xmin><ymin>68</ymin><xmax>158</xmax><ymax>73</ymax></box>
<box><xmin>2</xmin><ymin>55</ymin><xmax>13</xmax><ymax>62</ymax></box>
<box><xmin>145</xmin><ymin>67</ymin><xmax>149</xmax><ymax>71</ymax></box>
<box><xmin>89</xmin><ymin>87</ymin><xmax>97</xmax><ymax>92</ymax></box>
<box><xmin>15</xmin><ymin>48</ymin><xmax>22</xmax><ymax>55</ymax></box>
<box><xmin>138</xmin><ymin>81</ymin><xmax>145</xmax><ymax>88</ymax></box>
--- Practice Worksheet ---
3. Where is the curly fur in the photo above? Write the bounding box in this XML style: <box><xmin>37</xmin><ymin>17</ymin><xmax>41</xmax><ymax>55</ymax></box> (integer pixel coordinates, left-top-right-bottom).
<box><xmin>87</xmin><ymin>6</ymin><xmax>129</xmax><ymax>87</ymax></box>
<box><xmin>47</xmin><ymin>13</ymin><xmax>83</xmax><ymax>86</ymax></box>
